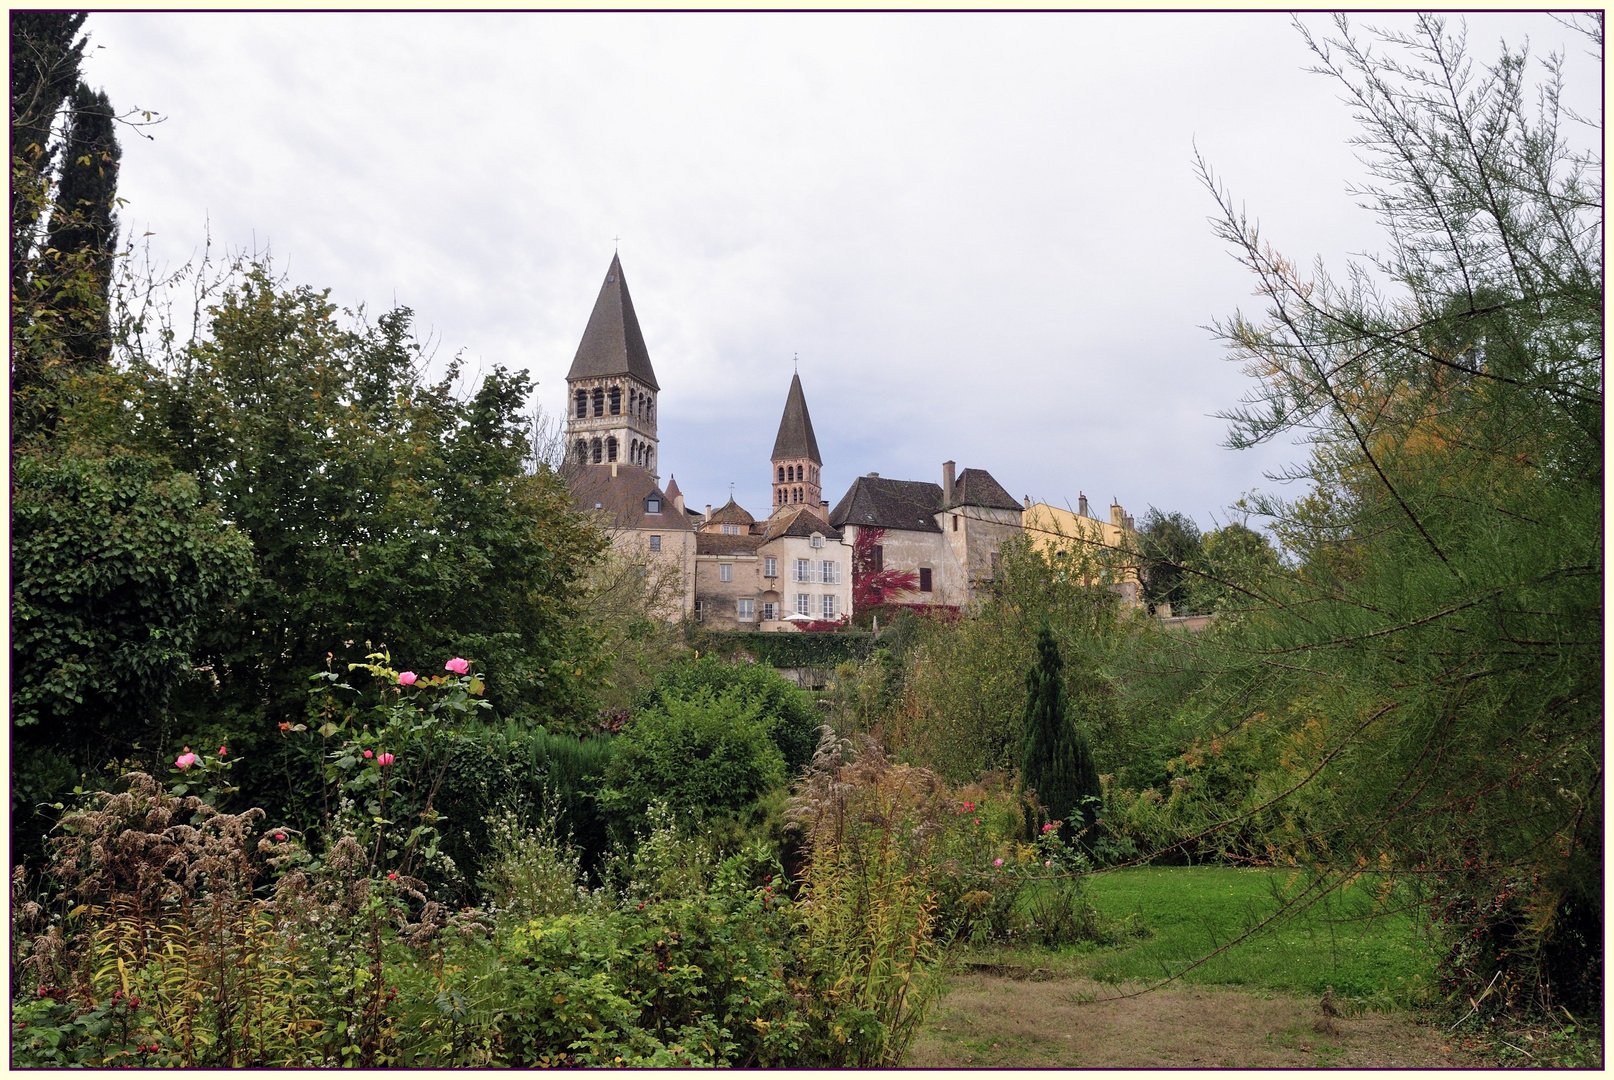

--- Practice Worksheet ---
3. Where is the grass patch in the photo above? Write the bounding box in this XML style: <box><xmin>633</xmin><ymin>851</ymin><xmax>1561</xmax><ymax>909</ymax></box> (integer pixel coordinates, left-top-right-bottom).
<box><xmin>1075</xmin><ymin>865</ymin><xmax>1436</xmax><ymax>1003</ymax></box>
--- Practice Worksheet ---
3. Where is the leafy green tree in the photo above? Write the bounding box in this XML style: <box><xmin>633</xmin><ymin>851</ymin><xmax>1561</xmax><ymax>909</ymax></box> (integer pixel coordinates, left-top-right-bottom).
<box><xmin>1182</xmin><ymin>522</ymin><xmax>1281</xmax><ymax>615</ymax></box>
<box><xmin>1137</xmin><ymin>509</ymin><xmax>1203</xmax><ymax>615</ymax></box>
<box><xmin>1020</xmin><ymin>626</ymin><xmax>1102</xmax><ymax>838</ymax></box>
<box><xmin>134</xmin><ymin>268</ymin><xmax>606</xmax><ymax>758</ymax></box>
<box><xmin>1181</xmin><ymin>14</ymin><xmax>1601</xmax><ymax>1015</ymax></box>
<box><xmin>10</xmin><ymin>452</ymin><xmax>255</xmax><ymax>863</ymax></box>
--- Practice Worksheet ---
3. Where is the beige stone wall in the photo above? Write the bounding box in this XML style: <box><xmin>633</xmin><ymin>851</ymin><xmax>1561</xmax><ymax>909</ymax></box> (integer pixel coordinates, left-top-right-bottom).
<box><xmin>694</xmin><ymin>553</ymin><xmax>763</xmax><ymax>631</ymax></box>
<box><xmin>845</xmin><ymin>523</ymin><xmax>967</xmax><ymax>608</ymax></box>
<box><xmin>938</xmin><ymin>505</ymin><xmax>1023</xmax><ymax>604</ymax></box>
<box><xmin>612</xmin><ymin>526</ymin><xmax>696</xmax><ymax>619</ymax></box>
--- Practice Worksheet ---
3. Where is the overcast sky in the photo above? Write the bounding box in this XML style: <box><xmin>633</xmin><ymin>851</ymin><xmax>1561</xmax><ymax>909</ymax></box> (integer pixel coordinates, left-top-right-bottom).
<box><xmin>82</xmin><ymin>12</ymin><xmax>1597</xmax><ymax>528</ymax></box>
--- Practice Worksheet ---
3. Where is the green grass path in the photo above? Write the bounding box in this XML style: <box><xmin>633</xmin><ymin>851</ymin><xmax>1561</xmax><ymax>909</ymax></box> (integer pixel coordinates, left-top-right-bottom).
<box><xmin>1073</xmin><ymin>866</ymin><xmax>1436</xmax><ymax>1000</ymax></box>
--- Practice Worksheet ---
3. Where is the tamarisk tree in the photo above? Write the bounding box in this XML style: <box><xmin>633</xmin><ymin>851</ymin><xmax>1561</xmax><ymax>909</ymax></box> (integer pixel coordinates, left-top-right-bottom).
<box><xmin>1176</xmin><ymin>14</ymin><xmax>1601</xmax><ymax>1017</ymax></box>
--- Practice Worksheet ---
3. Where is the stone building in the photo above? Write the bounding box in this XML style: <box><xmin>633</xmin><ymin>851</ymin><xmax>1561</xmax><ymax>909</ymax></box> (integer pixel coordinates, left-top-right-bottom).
<box><xmin>556</xmin><ymin>254</ymin><xmax>1033</xmax><ymax>626</ymax></box>
<box><xmin>689</xmin><ymin>375</ymin><xmax>852</xmax><ymax>631</ymax></box>
<box><xmin>1022</xmin><ymin>495</ymin><xmax>1143</xmax><ymax>606</ymax></box>
<box><xmin>561</xmin><ymin>255</ymin><xmax>696</xmax><ymax>615</ymax></box>
<box><xmin>827</xmin><ymin>462</ymin><xmax>1023</xmax><ymax>609</ymax></box>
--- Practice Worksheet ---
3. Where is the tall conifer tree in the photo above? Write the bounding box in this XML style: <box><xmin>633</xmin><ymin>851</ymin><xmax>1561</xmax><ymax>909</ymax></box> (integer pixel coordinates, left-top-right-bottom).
<box><xmin>1021</xmin><ymin>625</ymin><xmax>1101</xmax><ymax>838</ymax></box>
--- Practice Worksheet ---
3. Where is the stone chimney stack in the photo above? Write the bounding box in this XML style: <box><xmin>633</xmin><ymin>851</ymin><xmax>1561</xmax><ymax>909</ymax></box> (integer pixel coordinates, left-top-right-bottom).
<box><xmin>1078</xmin><ymin>492</ymin><xmax>1089</xmax><ymax>517</ymax></box>
<box><xmin>1110</xmin><ymin>501</ymin><xmax>1124</xmax><ymax>528</ymax></box>
<box><xmin>705</xmin><ymin>504</ymin><xmax>712</xmax><ymax>518</ymax></box>
<box><xmin>942</xmin><ymin>460</ymin><xmax>956</xmax><ymax>506</ymax></box>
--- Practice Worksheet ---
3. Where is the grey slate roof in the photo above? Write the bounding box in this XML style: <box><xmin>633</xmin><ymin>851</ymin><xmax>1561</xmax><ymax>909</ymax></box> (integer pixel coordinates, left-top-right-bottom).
<box><xmin>697</xmin><ymin>532</ymin><xmax>763</xmax><ymax>556</ymax></box>
<box><xmin>828</xmin><ymin>476</ymin><xmax>945</xmax><ymax>533</ymax></box>
<box><xmin>949</xmin><ymin>468</ymin><xmax>1021</xmax><ymax>511</ymax></box>
<box><xmin>565</xmin><ymin>254</ymin><xmax>659</xmax><ymax>391</ymax></box>
<box><xmin>769</xmin><ymin>373</ymin><xmax>821</xmax><ymax>464</ymax></box>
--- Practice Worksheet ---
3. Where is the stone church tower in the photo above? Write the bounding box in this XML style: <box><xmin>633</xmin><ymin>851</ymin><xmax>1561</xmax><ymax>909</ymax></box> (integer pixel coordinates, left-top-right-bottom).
<box><xmin>566</xmin><ymin>254</ymin><xmax>660</xmax><ymax>478</ymax></box>
<box><xmin>770</xmin><ymin>372</ymin><xmax>822</xmax><ymax>511</ymax></box>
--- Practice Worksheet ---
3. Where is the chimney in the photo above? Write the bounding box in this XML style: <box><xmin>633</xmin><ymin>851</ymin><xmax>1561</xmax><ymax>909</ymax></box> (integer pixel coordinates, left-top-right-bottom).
<box><xmin>1078</xmin><ymin>492</ymin><xmax>1089</xmax><ymax>517</ymax></box>
<box><xmin>1110</xmin><ymin>501</ymin><xmax>1123</xmax><ymax>528</ymax></box>
<box><xmin>705</xmin><ymin>504</ymin><xmax>713</xmax><ymax>518</ymax></box>
<box><xmin>1023</xmin><ymin>495</ymin><xmax>1031</xmax><ymax>510</ymax></box>
<box><xmin>942</xmin><ymin>460</ymin><xmax>956</xmax><ymax>506</ymax></box>
<box><xmin>611</xmin><ymin>461</ymin><xmax>618</xmax><ymax>477</ymax></box>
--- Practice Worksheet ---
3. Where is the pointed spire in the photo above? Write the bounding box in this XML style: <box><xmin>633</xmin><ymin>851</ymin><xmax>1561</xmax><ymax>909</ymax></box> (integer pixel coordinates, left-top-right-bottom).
<box><xmin>770</xmin><ymin>371</ymin><xmax>821</xmax><ymax>464</ymax></box>
<box><xmin>565</xmin><ymin>253</ymin><xmax>659</xmax><ymax>390</ymax></box>
<box><xmin>664</xmin><ymin>474</ymin><xmax>681</xmax><ymax>500</ymax></box>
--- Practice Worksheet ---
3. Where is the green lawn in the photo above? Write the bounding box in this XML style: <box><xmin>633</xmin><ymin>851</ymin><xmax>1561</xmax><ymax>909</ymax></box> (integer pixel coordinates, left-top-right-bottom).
<box><xmin>1074</xmin><ymin>866</ymin><xmax>1437</xmax><ymax>1001</ymax></box>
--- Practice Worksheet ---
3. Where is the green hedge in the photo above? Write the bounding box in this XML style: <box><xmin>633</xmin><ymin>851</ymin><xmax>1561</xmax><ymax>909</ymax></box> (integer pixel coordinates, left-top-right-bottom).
<box><xmin>698</xmin><ymin>630</ymin><xmax>877</xmax><ymax>670</ymax></box>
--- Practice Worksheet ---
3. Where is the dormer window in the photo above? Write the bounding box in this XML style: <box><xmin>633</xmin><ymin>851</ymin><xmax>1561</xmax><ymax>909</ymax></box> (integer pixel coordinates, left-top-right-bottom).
<box><xmin>722</xmin><ymin>524</ymin><xmax>740</xmax><ymax>536</ymax></box>
<box><xmin>810</xmin><ymin>534</ymin><xmax>824</xmax><ymax>549</ymax></box>
<box><xmin>646</xmin><ymin>496</ymin><xmax>662</xmax><ymax>514</ymax></box>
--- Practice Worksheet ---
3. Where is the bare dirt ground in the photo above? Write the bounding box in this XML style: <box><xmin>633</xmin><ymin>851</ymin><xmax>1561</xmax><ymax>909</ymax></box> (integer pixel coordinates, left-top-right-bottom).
<box><xmin>908</xmin><ymin>967</ymin><xmax>1481</xmax><ymax>1069</ymax></box>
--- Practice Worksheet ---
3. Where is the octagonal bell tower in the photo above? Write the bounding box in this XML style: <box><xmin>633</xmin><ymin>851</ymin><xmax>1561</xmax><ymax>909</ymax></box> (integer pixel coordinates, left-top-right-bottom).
<box><xmin>565</xmin><ymin>254</ymin><xmax>660</xmax><ymax>478</ymax></box>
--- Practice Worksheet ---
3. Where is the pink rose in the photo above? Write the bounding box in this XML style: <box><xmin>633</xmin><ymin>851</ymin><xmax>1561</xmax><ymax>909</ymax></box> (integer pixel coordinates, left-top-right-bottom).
<box><xmin>377</xmin><ymin>752</ymin><xmax>395</xmax><ymax>767</ymax></box>
<box><xmin>398</xmin><ymin>671</ymin><xmax>417</xmax><ymax>686</ymax></box>
<box><xmin>274</xmin><ymin>833</ymin><xmax>286</xmax><ymax>842</ymax></box>
<box><xmin>1042</xmin><ymin>823</ymin><xmax>1056</xmax><ymax>833</ymax></box>
<box><xmin>993</xmin><ymin>858</ymin><xmax>1004</xmax><ymax>867</ymax></box>
<box><xmin>218</xmin><ymin>745</ymin><xmax>227</xmax><ymax>757</ymax></box>
<box><xmin>175</xmin><ymin>752</ymin><xmax>197</xmax><ymax>770</ymax></box>
<box><xmin>363</xmin><ymin>749</ymin><xmax>374</xmax><ymax>759</ymax></box>
<box><xmin>444</xmin><ymin>657</ymin><xmax>470</xmax><ymax>675</ymax></box>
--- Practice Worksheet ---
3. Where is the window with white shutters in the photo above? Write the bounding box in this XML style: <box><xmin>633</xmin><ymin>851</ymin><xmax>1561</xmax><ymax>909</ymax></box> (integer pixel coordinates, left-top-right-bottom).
<box><xmin>793</xmin><ymin>559</ymin><xmax>812</xmax><ymax>583</ymax></box>
<box><xmin>796</xmin><ymin>593</ymin><xmax>811</xmax><ymax>615</ymax></box>
<box><xmin>821</xmin><ymin>594</ymin><xmax>836</xmax><ymax>619</ymax></box>
<box><xmin>820</xmin><ymin>560</ymin><xmax>839</xmax><ymax>585</ymax></box>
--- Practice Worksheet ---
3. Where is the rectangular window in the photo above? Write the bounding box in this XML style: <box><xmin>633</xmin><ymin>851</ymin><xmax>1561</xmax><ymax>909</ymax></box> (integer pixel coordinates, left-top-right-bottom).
<box><xmin>871</xmin><ymin>544</ymin><xmax>883</xmax><ymax>572</ymax></box>
<box><xmin>793</xmin><ymin>559</ymin><xmax>812</xmax><ymax>583</ymax></box>
<box><xmin>720</xmin><ymin>563</ymin><xmax>732</xmax><ymax>582</ymax></box>
<box><xmin>796</xmin><ymin>593</ymin><xmax>811</xmax><ymax>616</ymax></box>
<box><xmin>764</xmin><ymin>557</ymin><xmax>777</xmax><ymax>578</ymax></box>
<box><xmin>811</xmin><ymin>534</ymin><xmax>824</xmax><ymax>549</ymax></box>
<box><xmin>722</xmin><ymin>523</ymin><xmax>740</xmax><ymax>536</ymax></box>
<box><xmin>649</xmin><ymin>535</ymin><xmax>661</xmax><ymax>553</ymax></box>
<box><xmin>919</xmin><ymin>567</ymin><xmax>933</xmax><ymax>592</ymax></box>
<box><xmin>952</xmin><ymin>514</ymin><xmax>959</xmax><ymax>532</ymax></box>
<box><xmin>826</xmin><ymin>560</ymin><xmax>841</xmax><ymax>584</ymax></box>
<box><xmin>694</xmin><ymin>600</ymin><xmax>704</xmax><ymax>623</ymax></box>
<box><xmin>737</xmin><ymin>598</ymin><xmax>755</xmax><ymax>620</ymax></box>
<box><xmin>821</xmin><ymin>594</ymin><xmax>837</xmax><ymax>619</ymax></box>
<box><xmin>762</xmin><ymin>601</ymin><xmax>777</xmax><ymax>621</ymax></box>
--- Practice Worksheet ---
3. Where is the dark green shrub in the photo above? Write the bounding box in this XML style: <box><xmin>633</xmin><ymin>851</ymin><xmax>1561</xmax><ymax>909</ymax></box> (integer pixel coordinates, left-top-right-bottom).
<box><xmin>635</xmin><ymin>654</ymin><xmax>820</xmax><ymax>774</ymax></box>
<box><xmin>602</xmin><ymin>691</ymin><xmax>786</xmax><ymax>831</ymax></box>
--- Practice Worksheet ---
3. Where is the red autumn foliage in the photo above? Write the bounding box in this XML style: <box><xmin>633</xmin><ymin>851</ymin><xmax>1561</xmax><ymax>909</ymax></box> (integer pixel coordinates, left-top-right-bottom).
<box><xmin>850</xmin><ymin>527</ymin><xmax>919</xmax><ymax>615</ymax></box>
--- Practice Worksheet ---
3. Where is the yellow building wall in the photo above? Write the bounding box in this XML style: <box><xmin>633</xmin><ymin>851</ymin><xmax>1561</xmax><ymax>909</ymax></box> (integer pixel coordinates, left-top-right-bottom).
<box><xmin>1023</xmin><ymin>502</ymin><xmax>1143</xmax><ymax>604</ymax></box>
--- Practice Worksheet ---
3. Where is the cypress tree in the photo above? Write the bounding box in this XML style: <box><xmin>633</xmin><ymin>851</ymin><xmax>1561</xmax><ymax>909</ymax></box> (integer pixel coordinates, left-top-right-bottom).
<box><xmin>1020</xmin><ymin>625</ymin><xmax>1102</xmax><ymax>839</ymax></box>
<box><xmin>43</xmin><ymin>83</ymin><xmax>121</xmax><ymax>367</ymax></box>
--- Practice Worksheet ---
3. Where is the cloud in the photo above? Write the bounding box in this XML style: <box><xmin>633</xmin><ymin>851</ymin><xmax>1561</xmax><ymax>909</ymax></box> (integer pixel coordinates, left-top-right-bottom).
<box><xmin>84</xmin><ymin>11</ymin><xmax>1597</xmax><ymax>527</ymax></box>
